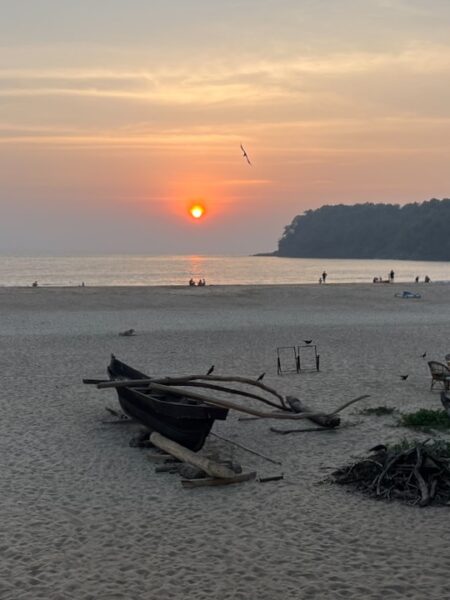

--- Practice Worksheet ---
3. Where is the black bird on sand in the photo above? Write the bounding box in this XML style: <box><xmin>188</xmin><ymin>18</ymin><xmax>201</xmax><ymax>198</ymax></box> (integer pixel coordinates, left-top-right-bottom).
<box><xmin>206</xmin><ymin>365</ymin><xmax>215</xmax><ymax>376</ymax></box>
<box><xmin>400</xmin><ymin>374</ymin><xmax>409</xmax><ymax>380</ymax></box>
<box><xmin>304</xmin><ymin>339</ymin><xmax>312</xmax><ymax>345</ymax></box>
<box><xmin>421</xmin><ymin>352</ymin><xmax>427</xmax><ymax>358</ymax></box>
<box><xmin>240</xmin><ymin>144</ymin><xmax>252</xmax><ymax>165</ymax></box>
<box><xmin>368</xmin><ymin>444</ymin><xmax>387</xmax><ymax>453</ymax></box>
<box><xmin>256</xmin><ymin>372</ymin><xmax>265</xmax><ymax>382</ymax></box>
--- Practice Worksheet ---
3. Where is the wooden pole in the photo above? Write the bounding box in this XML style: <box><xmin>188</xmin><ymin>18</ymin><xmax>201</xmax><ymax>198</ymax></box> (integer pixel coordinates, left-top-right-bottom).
<box><xmin>331</xmin><ymin>394</ymin><xmax>371</xmax><ymax>415</ymax></box>
<box><xmin>98</xmin><ymin>375</ymin><xmax>286</xmax><ymax>407</ymax></box>
<box><xmin>181</xmin><ymin>472</ymin><xmax>256</xmax><ymax>488</ymax></box>
<box><xmin>210</xmin><ymin>432</ymin><xmax>282</xmax><ymax>465</ymax></box>
<box><xmin>145</xmin><ymin>382</ymin><xmax>329</xmax><ymax>421</ymax></box>
<box><xmin>149</xmin><ymin>432</ymin><xmax>237</xmax><ymax>479</ymax></box>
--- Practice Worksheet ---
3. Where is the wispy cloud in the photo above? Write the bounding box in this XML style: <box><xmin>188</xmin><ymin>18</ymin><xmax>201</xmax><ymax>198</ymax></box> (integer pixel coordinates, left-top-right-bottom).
<box><xmin>1</xmin><ymin>42</ymin><xmax>450</xmax><ymax>107</ymax></box>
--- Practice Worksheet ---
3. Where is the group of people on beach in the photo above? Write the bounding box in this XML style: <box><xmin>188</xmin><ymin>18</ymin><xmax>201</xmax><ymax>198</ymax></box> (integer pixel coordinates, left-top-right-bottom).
<box><xmin>372</xmin><ymin>271</ymin><xmax>431</xmax><ymax>284</ymax></box>
<box><xmin>189</xmin><ymin>278</ymin><xmax>206</xmax><ymax>287</ymax></box>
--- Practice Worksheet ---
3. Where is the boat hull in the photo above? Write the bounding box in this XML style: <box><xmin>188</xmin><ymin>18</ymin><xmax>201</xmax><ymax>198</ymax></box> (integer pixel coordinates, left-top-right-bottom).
<box><xmin>107</xmin><ymin>356</ymin><xmax>228</xmax><ymax>451</ymax></box>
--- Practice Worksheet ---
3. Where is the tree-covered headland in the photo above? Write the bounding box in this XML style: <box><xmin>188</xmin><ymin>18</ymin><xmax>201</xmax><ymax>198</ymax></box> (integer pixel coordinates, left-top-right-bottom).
<box><xmin>275</xmin><ymin>198</ymin><xmax>450</xmax><ymax>261</ymax></box>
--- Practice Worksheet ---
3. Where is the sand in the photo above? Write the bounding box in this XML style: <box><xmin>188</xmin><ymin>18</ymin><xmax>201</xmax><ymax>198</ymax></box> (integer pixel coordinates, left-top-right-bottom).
<box><xmin>1</xmin><ymin>282</ymin><xmax>450</xmax><ymax>599</ymax></box>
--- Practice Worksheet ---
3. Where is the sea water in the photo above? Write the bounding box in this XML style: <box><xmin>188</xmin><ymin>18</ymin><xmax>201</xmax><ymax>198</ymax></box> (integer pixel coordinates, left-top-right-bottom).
<box><xmin>0</xmin><ymin>255</ymin><xmax>448</xmax><ymax>287</ymax></box>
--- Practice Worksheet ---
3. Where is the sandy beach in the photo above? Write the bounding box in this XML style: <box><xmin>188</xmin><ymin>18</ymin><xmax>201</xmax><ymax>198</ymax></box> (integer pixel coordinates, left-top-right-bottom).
<box><xmin>1</xmin><ymin>282</ymin><xmax>450</xmax><ymax>600</ymax></box>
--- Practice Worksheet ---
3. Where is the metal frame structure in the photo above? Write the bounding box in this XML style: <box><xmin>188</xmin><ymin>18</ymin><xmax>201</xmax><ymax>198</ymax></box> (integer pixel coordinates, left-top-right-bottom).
<box><xmin>276</xmin><ymin>344</ymin><xmax>320</xmax><ymax>375</ymax></box>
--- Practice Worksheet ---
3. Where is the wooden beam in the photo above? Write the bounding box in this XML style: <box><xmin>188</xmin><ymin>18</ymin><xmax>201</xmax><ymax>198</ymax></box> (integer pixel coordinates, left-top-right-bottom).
<box><xmin>149</xmin><ymin>432</ymin><xmax>237</xmax><ymax>479</ymax></box>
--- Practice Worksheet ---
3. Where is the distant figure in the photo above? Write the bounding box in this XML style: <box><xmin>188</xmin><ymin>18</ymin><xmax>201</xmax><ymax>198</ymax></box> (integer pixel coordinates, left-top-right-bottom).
<box><xmin>206</xmin><ymin>365</ymin><xmax>215</xmax><ymax>375</ymax></box>
<box><xmin>415</xmin><ymin>276</ymin><xmax>419</xmax><ymax>283</ymax></box>
<box><xmin>322</xmin><ymin>271</ymin><xmax>327</xmax><ymax>283</ymax></box>
<box><xmin>256</xmin><ymin>372</ymin><xmax>265</xmax><ymax>382</ymax></box>
<box><xmin>424</xmin><ymin>275</ymin><xmax>431</xmax><ymax>283</ymax></box>
<box><xmin>389</xmin><ymin>270</ymin><xmax>395</xmax><ymax>282</ymax></box>
<box><xmin>197</xmin><ymin>278</ymin><xmax>206</xmax><ymax>286</ymax></box>
<box><xmin>373</xmin><ymin>276</ymin><xmax>378</xmax><ymax>283</ymax></box>
<box><xmin>119</xmin><ymin>328</ymin><xmax>136</xmax><ymax>337</ymax></box>
<box><xmin>32</xmin><ymin>281</ymin><xmax>38</xmax><ymax>288</ymax></box>
<box><xmin>189</xmin><ymin>278</ymin><xmax>195</xmax><ymax>286</ymax></box>
<box><xmin>81</xmin><ymin>281</ymin><xmax>85</xmax><ymax>287</ymax></box>
<box><xmin>318</xmin><ymin>277</ymin><xmax>322</xmax><ymax>284</ymax></box>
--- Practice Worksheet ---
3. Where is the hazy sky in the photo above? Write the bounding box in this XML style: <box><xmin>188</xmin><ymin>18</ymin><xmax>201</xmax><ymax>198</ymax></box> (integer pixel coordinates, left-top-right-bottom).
<box><xmin>1</xmin><ymin>0</ymin><xmax>450</xmax><ymax>255</ymax></box>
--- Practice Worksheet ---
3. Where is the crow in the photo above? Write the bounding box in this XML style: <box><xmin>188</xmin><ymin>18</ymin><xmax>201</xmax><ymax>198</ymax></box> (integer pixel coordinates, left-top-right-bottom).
<box><xmin>400</xmin><ymin>374</ymin><xmax>409</xmax><ymax>380</ymax></box>
<box><xmin>303</xmin><ymin>339</ymin><xmax>312</xmax><ymax>344</ymax></box>
<box><xmin>368</xmin><ymin>444</ymin><xmax>387</xmax><ymax>453</ymax></box>
<box><xmin>206</xmin><ymin>365</ymin><xmax>215</xmax><ymax>375</ymax></box>
<box><xmin>256</xmin><ymin>372</ymin><xmax>265</xmax><ymax>382</ymax></box>
<box><xmin>421</xmin><ymin>352</ymin><xmax>427</xmax><ymax>358</ymax></box>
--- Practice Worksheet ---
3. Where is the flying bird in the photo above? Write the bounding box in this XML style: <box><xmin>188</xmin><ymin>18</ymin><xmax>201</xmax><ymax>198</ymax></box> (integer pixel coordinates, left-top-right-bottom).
<box><xmin>303</xmin><ymin>340</ymin><xmax>312</xmax><ymax>345</ymax></box>
<box><xmin>206</xmin><ymin>365</ymin><xmax>215</xmax><ymax>376</ymax></box>
<box><xmin>400</xmin><ymin>374</ymin><xmax>409</xmax><ymax>380</ymax></box>
<box><xmin>240</xmin><ymin>144</ymin><xmax>251</xmax><ymax>165</ymax></box>
<box><xmin>256</xmin><ymin>372</ymin><xmax>265</xmax><ymax>382</ymax></box>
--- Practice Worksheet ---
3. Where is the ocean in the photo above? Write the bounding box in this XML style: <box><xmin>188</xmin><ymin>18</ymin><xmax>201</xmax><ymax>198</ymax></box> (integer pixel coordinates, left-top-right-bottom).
<box><xmin>0</xmin><ymin>255</ymin><xmax>448</xmax><ymax>287</ymax></box>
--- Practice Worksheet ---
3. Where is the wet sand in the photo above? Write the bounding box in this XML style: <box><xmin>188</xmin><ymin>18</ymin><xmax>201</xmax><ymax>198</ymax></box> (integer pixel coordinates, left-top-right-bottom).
<box><xmin>1</xmin><ymin>282</ymin><xmax>450</xmax><ymax>599</ymax></box>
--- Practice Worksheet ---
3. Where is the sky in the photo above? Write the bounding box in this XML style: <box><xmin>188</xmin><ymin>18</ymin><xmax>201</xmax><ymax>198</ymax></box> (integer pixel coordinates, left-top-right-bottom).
<box><xmin>1</xmin><ymin>0</ymin><xmax>450</xmax><ymax>255</ymax></box>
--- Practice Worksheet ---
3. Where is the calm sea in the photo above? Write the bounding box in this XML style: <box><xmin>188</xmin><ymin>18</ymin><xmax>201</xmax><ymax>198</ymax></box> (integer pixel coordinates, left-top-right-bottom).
<box><xmin>0</xmin><ymin>255</ymin><xmax>448</xmax><ymax>287</ymax></box>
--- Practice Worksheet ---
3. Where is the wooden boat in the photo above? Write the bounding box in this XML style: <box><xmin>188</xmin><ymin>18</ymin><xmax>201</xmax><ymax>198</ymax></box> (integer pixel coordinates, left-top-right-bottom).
<box><xmin>106</xmin><ymin>355</ymin><xmax>228</xmax><ymax>450</ymax></box>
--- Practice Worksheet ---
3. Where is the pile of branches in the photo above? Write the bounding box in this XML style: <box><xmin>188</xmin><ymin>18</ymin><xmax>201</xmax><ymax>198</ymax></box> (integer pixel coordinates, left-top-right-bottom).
<box><xmin>331</xmin><ymin>440</ymin><xmax>450</xmax><ymax>506</ymax></box>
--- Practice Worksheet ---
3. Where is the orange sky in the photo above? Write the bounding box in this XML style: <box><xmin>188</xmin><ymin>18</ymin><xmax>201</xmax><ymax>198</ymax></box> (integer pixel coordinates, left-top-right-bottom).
<box><xmin>1</xmin><ymin>1</ymin><xmax>450</xmax><ymax>254</ymax></box>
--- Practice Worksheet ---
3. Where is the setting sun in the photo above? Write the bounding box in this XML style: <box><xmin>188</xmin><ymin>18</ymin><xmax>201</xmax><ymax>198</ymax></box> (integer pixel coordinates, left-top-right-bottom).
<box><xmin>189</xmin><ymin>204</ymin><xmax>205</xmax><ymax>219</ymax></box>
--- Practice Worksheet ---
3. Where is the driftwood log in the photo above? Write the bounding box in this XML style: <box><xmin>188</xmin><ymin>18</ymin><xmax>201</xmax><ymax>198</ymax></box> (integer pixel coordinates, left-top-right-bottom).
<box><xmin>286</xmin><ymin>396</ymin><xmax>341</xmax><ymax>428</ymax></box>
<box><xmin>149</xmin><ymin>432</ymin><xmax>237</xmax><ymax>479</ymax></box>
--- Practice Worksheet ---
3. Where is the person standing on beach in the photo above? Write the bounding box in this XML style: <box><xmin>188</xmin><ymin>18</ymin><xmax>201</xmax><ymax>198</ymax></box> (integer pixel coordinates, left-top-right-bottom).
<box><xmin>322</xmin><ymin>271</ymin><xmax>327</xmax><ymax>283</ymax></box>
<box><xmin>389</xmin><ymin>269</ymin><xmax>395</xmax><ymax>282</ymax></box>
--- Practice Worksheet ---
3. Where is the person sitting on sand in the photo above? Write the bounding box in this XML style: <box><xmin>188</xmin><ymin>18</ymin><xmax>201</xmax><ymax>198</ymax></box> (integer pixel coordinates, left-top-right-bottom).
<box><xmin>189</xmin><ymin>278</ymin><xmax>195</xmax><ymax>286</ymax></box>
<box><xmin>424</xmin><ymin>275</ymin><xmax>431</xmax><ymax>283</ymax></box>
<box><xmin>32</xmin><ymin>281</ymin><xmax>38</xmax><ymax>287</ymax></box>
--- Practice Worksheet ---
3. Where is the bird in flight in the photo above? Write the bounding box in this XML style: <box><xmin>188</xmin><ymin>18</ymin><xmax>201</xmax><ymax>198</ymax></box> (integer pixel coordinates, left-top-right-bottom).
<box><xmin>206</xmin><ymin>365</ymin><xmax>215</xmax><ymax>376</ymax></box>
<box><xmin>303</xmin><ymin>340</ymin><xmax>312</xmax><ymax>345</ymax></box>
<box><xmin>240</xmin><ymin>144</ymin><xmax>251</xmax><ymax>165</ymax></box>
<box><xmin>256</xmin><ymin>372</ymin><xmax>265</xmax><ymax>382</ymax></box>
<box><xmin>400</xmin><ymin>374</ymin><xmax>409</xmax><ymax>380</ymax></box>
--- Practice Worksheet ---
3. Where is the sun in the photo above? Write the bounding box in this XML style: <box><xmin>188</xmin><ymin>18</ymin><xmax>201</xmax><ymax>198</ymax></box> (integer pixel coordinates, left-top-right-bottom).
<box><xmin>189</xmin><ymin>204</ymin><xmax>205</xmax><ymax>219</ymax></box>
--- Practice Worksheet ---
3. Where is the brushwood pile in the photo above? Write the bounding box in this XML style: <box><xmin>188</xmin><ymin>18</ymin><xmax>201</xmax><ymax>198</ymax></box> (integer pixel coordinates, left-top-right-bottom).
<box><xmin>331</xmin><ymin>441</ymin><xmax>450</xmax><ymax>507</ymax></box>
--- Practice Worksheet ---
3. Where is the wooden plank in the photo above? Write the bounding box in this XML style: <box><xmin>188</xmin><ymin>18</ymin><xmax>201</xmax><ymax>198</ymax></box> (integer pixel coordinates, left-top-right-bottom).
<box><xmin>181</xmin><ymin>472</ymin><xmax>256</xmax><ymax>488</ymax></box>
<box><xmin>149</xmin><ymin>432</ymin><xmax>237</xmax><ymax>479</ymax></box>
